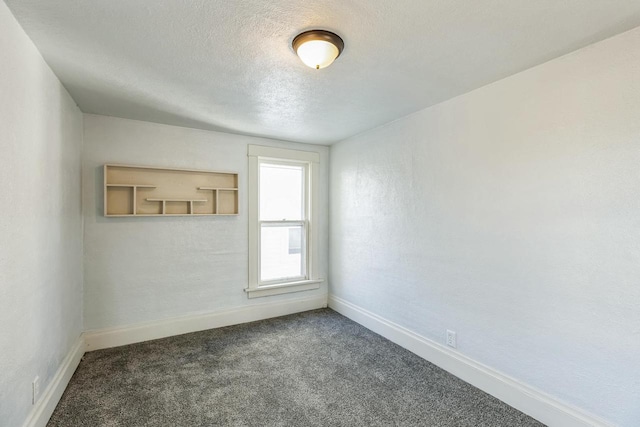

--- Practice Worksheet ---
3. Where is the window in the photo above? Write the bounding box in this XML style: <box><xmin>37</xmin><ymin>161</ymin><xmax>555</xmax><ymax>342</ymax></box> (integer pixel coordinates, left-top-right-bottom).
<box><xmin>246</xmin><ymin>145</ymin><xmax>321</xmax><ymax>298</ymax></box>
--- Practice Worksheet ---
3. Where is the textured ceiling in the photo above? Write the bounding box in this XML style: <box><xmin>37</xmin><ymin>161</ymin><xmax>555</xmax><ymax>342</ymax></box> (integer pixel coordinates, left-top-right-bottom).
<box><xmin>6</xmin><ymin>0</ymin><xmax>640</xmax><ymax>144</ymax></box>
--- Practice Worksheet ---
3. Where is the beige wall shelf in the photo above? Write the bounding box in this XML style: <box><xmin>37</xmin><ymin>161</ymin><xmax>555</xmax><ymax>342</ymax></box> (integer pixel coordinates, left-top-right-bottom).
<box><xmin>104</xmin><ymin>164</ymin><xmax>239</xmax><ymax>217</ymax></box>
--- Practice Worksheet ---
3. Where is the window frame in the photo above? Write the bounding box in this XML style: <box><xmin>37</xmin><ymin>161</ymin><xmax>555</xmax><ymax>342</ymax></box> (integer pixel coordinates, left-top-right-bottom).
<box><xmin>246</xmin><ymin>145</ymin><xmax>322</xmax><ymax>298</ymax></box>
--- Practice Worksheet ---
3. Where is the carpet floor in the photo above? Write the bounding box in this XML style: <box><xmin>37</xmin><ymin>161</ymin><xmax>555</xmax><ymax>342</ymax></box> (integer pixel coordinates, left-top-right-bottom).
<box><xmin>49</xmin><ymin>309</ymin><xmax>544</xmax><ymax>426</ymax></box>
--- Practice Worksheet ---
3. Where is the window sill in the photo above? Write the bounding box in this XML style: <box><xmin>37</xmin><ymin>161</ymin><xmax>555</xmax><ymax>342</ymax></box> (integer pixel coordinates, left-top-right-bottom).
<box><xmin>244</xmin><ymin>279</ymin><xmax>323</xmax><ymax>299</ymax></box>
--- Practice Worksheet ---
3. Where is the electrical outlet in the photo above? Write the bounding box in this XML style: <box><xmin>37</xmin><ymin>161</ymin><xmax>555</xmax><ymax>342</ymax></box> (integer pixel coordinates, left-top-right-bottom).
<box><xmin>32</xmin><ymin>376</ymin><xmax>40</xmax><ymax>404</ymax></box>
<box><xmin>446</xmin><ymin>330</ymin><xmax>457</xmax><ymax>348</ymax></box>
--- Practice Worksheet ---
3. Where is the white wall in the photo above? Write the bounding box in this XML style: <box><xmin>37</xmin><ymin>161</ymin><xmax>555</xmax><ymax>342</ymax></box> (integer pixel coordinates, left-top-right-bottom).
<box><xmin>0</xmin><ymin>2</ymin><xmax>84</xmax><ymax>426</ymax></box>
<box><xmin>330</xmin><ymin>27</ymin><xmax>640</xmax><ymax>426</ymax></box>
<box><xmin>82</xmin><ymin>115</ymin><xmax>329</xmax><ymax>330</ymax></box>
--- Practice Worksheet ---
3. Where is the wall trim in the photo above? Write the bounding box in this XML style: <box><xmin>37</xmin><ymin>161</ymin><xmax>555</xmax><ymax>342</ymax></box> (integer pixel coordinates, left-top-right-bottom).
<box><xmin>328</xmin><ymin>295</ymin><xmax>613</xmax><ymax>427</ymax></box>
<box><xmin>85</xmin><ymin>293</ymin><xmax>328</xmax><ymax>351</ymax></box>
<box><xmin>22</xmin><ymin>336</ymin><xmax>85</xmax><ymax>427</ymax></box>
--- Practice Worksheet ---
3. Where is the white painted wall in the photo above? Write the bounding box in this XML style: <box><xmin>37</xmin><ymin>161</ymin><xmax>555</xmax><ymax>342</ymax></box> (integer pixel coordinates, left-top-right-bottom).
<box><xmin>330</xmin><ymin>27</ymin><xmax>640</xmax><ymax>426</ymax></box>
<box><xmin>82</xmin><ymin>115</ymin><xmax>329</xmax><ymax>330</ymax></box>
<box><xmin>0</xmin><ymin>2</ymin><xmax>84</xmax><ymax>426</ymax></box>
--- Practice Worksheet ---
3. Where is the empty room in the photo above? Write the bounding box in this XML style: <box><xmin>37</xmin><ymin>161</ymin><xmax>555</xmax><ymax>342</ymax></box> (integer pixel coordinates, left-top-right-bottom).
<box><xmin>1</xmin><ymin>0</ymin><xmax>639</xmax><ymax>426</ymax></box>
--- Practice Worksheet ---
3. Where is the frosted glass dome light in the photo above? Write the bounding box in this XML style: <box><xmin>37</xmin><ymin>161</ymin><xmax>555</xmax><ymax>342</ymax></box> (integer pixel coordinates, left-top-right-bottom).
<box><xmin>293</xmin><ymin>30</ymin><xmax>344</xmax><ymax>70</ymax></box>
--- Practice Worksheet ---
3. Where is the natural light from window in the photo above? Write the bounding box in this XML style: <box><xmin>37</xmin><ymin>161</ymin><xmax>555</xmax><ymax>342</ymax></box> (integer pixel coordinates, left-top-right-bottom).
<box><xmin>259</xmin><ymin>163</ymin><xmax>306</xmax><ymax>283</ymax></box>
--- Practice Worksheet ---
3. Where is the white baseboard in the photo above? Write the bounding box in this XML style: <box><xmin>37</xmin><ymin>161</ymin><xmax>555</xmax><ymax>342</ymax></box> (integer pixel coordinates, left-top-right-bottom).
<box><xmin>22</xmin><ymin>336</ymin><xmax>85</xmax><ymax>427</ymax></box>
<box><xmin>328</xmin><ymin>295</ymin><xmax>612</xmax><ymax>427</ymax></box>
<box><xmin>85</xmin><ymin>293</ymin><xmax>328</xmax><ymax>351</ymax></box>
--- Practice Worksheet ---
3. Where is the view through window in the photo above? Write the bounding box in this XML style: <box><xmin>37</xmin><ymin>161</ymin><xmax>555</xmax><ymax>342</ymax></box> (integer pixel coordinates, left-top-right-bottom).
<box><xmin>259</xmin><ymin>162</ymin><xmax>307</xmax><ymax>283</ymax></box>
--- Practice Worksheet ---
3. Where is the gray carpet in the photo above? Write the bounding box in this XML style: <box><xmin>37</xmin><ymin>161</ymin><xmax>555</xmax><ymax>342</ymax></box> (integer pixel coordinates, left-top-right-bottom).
<box><xmin>49</xmin><ymin>309</ymin><xmax>544</xmax><ymax>426</ymax></box>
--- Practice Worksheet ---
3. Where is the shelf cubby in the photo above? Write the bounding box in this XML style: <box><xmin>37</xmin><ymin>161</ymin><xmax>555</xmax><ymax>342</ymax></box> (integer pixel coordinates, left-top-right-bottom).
<box><xmin>197</xmin><ymin>187</ymin><xmax>239</xmax><ymax>215</ymax></box>
<box><xmin>104</xmin><ymin>164</ymin><xmax>238</xmax><ymax>217</ymax></box>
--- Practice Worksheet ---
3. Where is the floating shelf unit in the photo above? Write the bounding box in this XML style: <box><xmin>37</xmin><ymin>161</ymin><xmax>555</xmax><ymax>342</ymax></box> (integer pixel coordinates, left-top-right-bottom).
<box><xmin>104</xmin><ymin>164</ymin><xmax>238</xmax><ymax>217</ymax></box>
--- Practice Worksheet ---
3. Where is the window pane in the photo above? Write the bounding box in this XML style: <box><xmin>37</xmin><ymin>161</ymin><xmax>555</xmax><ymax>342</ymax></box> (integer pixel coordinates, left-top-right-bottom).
<box><xmin>260</xmin><ymin>225</ymin><xmax>304</xmax><ymax>282</ymax></box>
<box><xmin>260</xmin><ymin>163</ymin><xmax>303</xmax><ymax>220</ymax></box>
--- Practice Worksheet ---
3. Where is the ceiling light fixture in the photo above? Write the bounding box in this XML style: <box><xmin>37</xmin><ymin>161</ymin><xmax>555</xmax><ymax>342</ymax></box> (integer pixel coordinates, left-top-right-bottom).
<box><xmin>292</xmin><ymin>30</ymin><xmax>344</xmax><ymax>70</ymax></box>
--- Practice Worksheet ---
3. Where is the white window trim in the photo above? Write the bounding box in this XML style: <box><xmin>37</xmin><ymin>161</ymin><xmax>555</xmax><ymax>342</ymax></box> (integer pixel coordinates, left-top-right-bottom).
<box><xmin>246</xmin><ymin>145</ymin><xmax>322</xmax><ymax>298</ymax></box>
